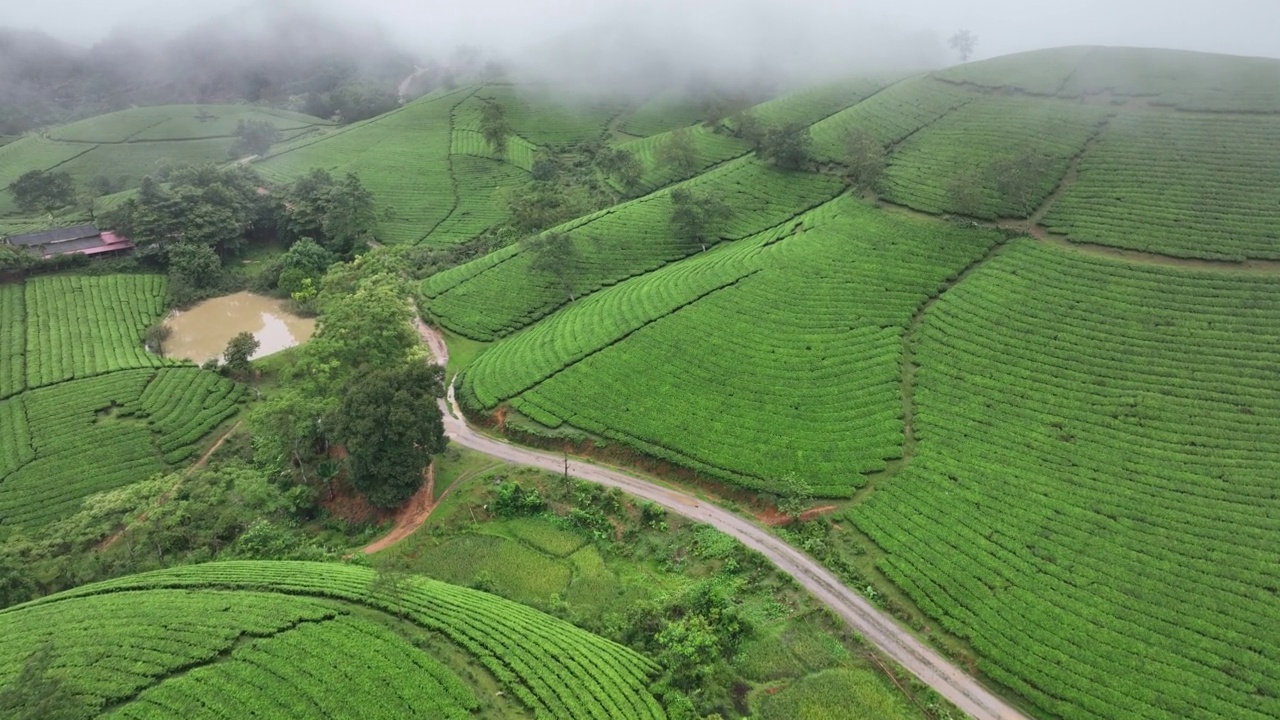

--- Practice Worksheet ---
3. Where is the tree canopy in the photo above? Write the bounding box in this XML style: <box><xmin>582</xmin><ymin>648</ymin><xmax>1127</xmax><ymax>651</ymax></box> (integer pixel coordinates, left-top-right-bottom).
<box><xmin>528</xmin><ymin>232</ymin><xmax>585</xmax><ymax>302</ymax></box>
<box><xmin>669</xmin><ymin>187</ymin><xmax>733</xmax><ymax>252</ymax></box>
<box><xmin>229</xmin><ymin>119</ymin><xmax>281</xmax><ymax>159</ymax></box>
<box><xmin>757</xmin><ymin>122</ymin><xmax>811</xmax><ymax>170</ymax></box>
<box><xmin>8</xmin><ymin>170</ymin><xmax>75</xmax><ymax>214</ymax></box>
<box><xmin>279</xmin><ymin>169</ymin><xmax>378</xmax><ymax>256</ymax></box>
<box><xmin>656</xmin><ymin>128</ymin><xmax>699</xmax><ymax>176</ymax></box>
<box><xmin>480</xmin><ymin>100</ymin><xmax>512</xmax><ymax>155</ymax></box>
<box><xmin>335</xmin><ymin>361</ymin><xmax>446</xmax><ymax>508</ymax></box>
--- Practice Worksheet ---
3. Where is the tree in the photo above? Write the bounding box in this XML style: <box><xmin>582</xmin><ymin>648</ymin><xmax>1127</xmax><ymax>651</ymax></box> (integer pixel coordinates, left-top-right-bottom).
<box><xmin>108</xmin><ymin>164</ymin><xmax>269</xmax><ymax>260</ymax></box>
<box><xmin>669</xmin><ymin>187</ymin><xmax>732</xmax><ymax>252</ymax></box>
<box><xmin>949</xmin><ymin>30</ymin><xmax>977</xmax><ymax>63</ymax></box>
<box><xmin>0</xmin><ymin>245</ymin><xmax>36</xmax><ymax>274</ymax></box>
<box><xmin>843</xmin><ymin>129</ymin><xmax>888</xmax><ymax>192</ymax></box>
<box><xmin>336</xmin><ymin>361</ymin><xmax>446</xmax><ymax>508</ymax></box>
<box><xmin>223</xmin><ymin>331</ymin><xmax>261</xmax><ymax>376</ymax></box>
<box><xmin>778</xmin><ymin>472</ymin><xmax>814</xmax><ymax>520</ymax></box>
<box><xmin>229</xmin><ymin>119</ymin><xmax>280</xmax><ymax>158</ymax></box>
<box><xmin>302</xmin><ymin>273</ymin><xmax>419</xmax><ymax>387</ymax></box>
<box><xmin>166</xmin><ymin>242</ymin><xmax>222</xmax><ymax>291</ymax></box>
<box><xmin>8</xmin><ymin>170</ymin><xmax>75</xmax><ymax>214</ymax></box>
<box><xmin>480</xmin><ymin>100</ymin><xmax>512</xmax><ymax>155</ymax></box>
<box><xmin>992</xmin><ymin>151</ymin><xmax>1054</xmax><ymax>216</ymax></box>
<box><xmin>758</xmin><ymin>122</ymin><xmax>811</xmax><ymax>170</ymax></box>
<box><xmin>0</xmin><ymin>644</ymin><xmax>87</xmax><ymax>720</ymax></box>
<box><xmin>732</xmin><ymin>111</ymin><xmax>766</xmax><ymax>151</ymax></box>
<box><xmin>528</xmin><ymin>232</ymin><xmax>584</xmax><ymax>301</ymax></box>
<box><xmin>597</xmin><ymin>148</ymin><xmax>644</xmax><ymax>195</ymax></box>
<box><xmin>655</xmin><ymin>128</ymin><xmax>699</xmax><ymax>176</ymax></box>
<box><xmin>280</xmin><ymin>170</ymin><xmax>378</xmax><ymax>256</ymax></box>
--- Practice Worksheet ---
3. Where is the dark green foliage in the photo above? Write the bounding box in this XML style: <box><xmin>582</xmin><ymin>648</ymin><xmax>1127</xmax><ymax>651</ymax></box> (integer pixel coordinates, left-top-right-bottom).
<box><xmin>0</xmin><ymin>645</ymin><xmax>87</xmax><ymax>720</ymax></box>
<box><xmin>8</xmin><ymin>170</ymin><xmax>75</xmax><ymax>214</ymax></box>
<box><xmin>279</xmin><ymin>169</ymin><xmax>378</xmax><ymax>256</ymax></box>
<box><xmin>758</xmin><ymin>122</ymin><xmax>812</xmax><ymax>170</ymax></box>
<box><xmin>669</xmin><ymin>187</ymin><xmax>733</xmax><ymax>251</ymax></box>
<box><xmin>527</xmin><ymin>232</ymin><xmax>585</xmax><ymax>301</ymax></box>
<box><xmin>0</xmin><ymin>246</ymin><xmax>36</xmax><ymax>274</ymax></box>
<box><xmin>109</xmin><ymin>164</ymin><xmax>268</xmax><ymax>259</ymax></box>
<box><xmin>229</xmin><ymin>118</ymin><xmax>280</xmax><ymax>158</ymax></box>
<box><xmin>222</xmin><ymin>331</ymin><xmax>260</xmax><ymax>376</ymax></box>
<box><xmin>843</xmin><ymin>129</ymin><xmax>887</xmax><ymax>192</ymax></box>
<box><xmin>166</xmin><ymin>242</ymin><xmax>222</xmax><ymax>292</ymax></box>
<box><xmin>656</xmin><ymin>128</ymin><xmax>699</xmax><ymax>176</ymax></box>
<box><xmin>732</xmin><ymin>111</ymin><xmax>766</xmax><ymax>150</ymax></box>
<box><xmin>597</xmin><ymin>148</ymin><xmax>644</xmax><ymax>195</ymax></box>
<box><xmin>505</xmin><ymin>180</ymin><xmax>599</xmax><ymax>236</ymax></box>
<box><xmin>480</xmin><ymin>100</ymin><xmax>512</xmax><ymax>155</ymax></box>
<box><xmin>336</xmin><ymin>362</ymin><xmax>447</xmax><ymax>508</ymax></box>
<box><xmin>622</xmin><ymin>580</ymin><xmax>752</xmax><ymax>693</ymax></box>
<box><xmin>491</xmin><ymin>481</ymin><xmax>547</xmax><ymax>518</ymax></box>
<box><xmin>328</xmin><ymin>81</ymin><xmax>400</xmax><ymax>123</ymax></box>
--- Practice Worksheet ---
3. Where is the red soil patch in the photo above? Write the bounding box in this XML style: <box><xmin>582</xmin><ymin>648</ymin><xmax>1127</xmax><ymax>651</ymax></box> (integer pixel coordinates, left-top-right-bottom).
<box><xmin>757</xmin><ymin>504</ymin><xmax>839</xmax><ymax>527</ymax></box>
<box><xmin>362</xmin><ymin>464</ymin><xmax>437</xmax><ymax>554</ymax></box>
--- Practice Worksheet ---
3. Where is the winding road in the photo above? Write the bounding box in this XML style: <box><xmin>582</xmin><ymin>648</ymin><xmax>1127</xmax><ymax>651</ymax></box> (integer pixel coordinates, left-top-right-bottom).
<box><xmin>417</xmin><ymin>321</ymin><xmax>1030</xmax><ymax>720</ymax></box>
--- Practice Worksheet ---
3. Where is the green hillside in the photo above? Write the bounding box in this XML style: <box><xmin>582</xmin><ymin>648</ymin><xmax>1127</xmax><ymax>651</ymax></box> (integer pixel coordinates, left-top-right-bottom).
<box><xmin>0</xmin><ymin>276</ymin><xmax>244</xmax><ymax>535</ymax></box>
<box><xmin>460</xmin><ymin>197</ymin><xmax>1002</xmax><ymax>494</ymax></box>
<box><xmin>0</xmin><ymin>561</ymin><xmax>665</xmax><ymax>719</ymax></box>
<box><xmin>0</xmin><ymin>105</ymin><xmax>333</xmax><ymax>218</ymax></box>
<box><xmin>855</xmin><ymin>241</ymin><xmax>1280</xmax><ymax>719</ymax></box>
<box><xmin>437</xmin><ymin>46</ymin><xmax>1280</xmax><ymax>720</ymax></box>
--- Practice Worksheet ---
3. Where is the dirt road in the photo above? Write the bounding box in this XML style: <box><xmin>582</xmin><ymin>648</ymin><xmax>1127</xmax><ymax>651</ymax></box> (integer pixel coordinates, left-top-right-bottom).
<box><xmin>417</xmin><ymin>321</ymin><xmax>1030</xmax><ymax>720</ymax></box>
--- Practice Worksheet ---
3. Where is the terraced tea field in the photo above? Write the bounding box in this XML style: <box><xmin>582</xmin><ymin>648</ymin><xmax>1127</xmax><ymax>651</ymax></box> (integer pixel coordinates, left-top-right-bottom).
<box><xmin>853</xmin><ymin>241</ymin><xmax>1280</xmax><ymax>720</ymax></box>
<box><xmin>0</xmin><ymin>276</ymin><xmax>244</xmax><ymax>534</ymax></box>
<box><xmin>422</xmin><ymin>158</ymin><xmax>846</xmax><ymax>340</ymax></box>
<box><xmin>0</xmin><ymin>106</ymin><xmax>332</xmax><ymax>217</ymax></box>
<box><xmin>0</xmin><ymin>561</ymin><xmax>665</xmax><ymax>720</ymax></box>
<box><xmin>880</xmin><ymin>97</ymin><xmax>1107</xmax><ymax>218</ymax></box>
<box><xmin>1043</xmin><ymin>112</ymin><xmax>1280</xmax><ymax>259</ymax></box>
<box><xmin>808</xmin><ymin>76</ymin><xmax>974</xmax><ymax>163</ymax></box>
<box><xmin>459</xmin><ymin>197</ymin><xmax>1002</xmax><ymax>494</ymax></box>
<box><xmin>615</xmin><ymin>125</ymin><xmax>750</xmax><ymax>194</ymax></box>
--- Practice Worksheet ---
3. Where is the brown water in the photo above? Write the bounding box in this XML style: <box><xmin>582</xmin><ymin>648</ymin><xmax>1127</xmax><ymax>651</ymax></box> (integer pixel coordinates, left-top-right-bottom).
<box><xmin>164</xmin><ymin>292</ymin><xmax>316</xmax><ymax>364</ymax></box>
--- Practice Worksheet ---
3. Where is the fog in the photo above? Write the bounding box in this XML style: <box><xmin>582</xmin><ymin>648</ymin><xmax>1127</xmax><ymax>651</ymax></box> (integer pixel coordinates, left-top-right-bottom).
<box><xmin>7</xmin><ymin>0</ymin><xmax>1280</xmax><ymax>82</ymax></box>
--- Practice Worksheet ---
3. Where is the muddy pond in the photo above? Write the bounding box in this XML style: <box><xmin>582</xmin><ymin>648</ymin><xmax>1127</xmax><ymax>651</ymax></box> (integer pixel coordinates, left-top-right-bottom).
<box><xmin>164</xmin><ymin>292</ymin><xmax>316</xmax><ymax>364</ymax></box>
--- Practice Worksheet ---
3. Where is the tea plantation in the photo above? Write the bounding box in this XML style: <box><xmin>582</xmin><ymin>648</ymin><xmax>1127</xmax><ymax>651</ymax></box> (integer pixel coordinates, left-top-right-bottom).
<box><xmin>0</xmin><ymin>561</ymin><xmax>665</xmax><ymax>720</ymax></box>
<box><xmin>0</xmin><ymin>276</ymin><xmax>244</xmax><ymax>535</ymax></box>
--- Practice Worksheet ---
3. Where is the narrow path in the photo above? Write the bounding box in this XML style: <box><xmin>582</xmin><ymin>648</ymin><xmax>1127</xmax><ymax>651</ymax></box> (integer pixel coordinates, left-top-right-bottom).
<box><xmin>412</xmin><ymin>319</ymin><xmax>1030</xmax><ymax>720</ymax></box>
<box><xmin>97</xmin><ymin>420</ymin><xmax>243</xmax><ymax>551</ymax></box>
<box><xmin>398</xmin><ymin>65</ymin><xmax>431</xmax><ymax>103</ymax></box>
<box><xmin>361</xmin><ymin>464</ymin><xmax>436</xmax><ymax>554</ymax></box>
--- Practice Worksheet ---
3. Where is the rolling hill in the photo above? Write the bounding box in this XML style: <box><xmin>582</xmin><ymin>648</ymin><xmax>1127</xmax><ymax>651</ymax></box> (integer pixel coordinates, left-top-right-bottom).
<box><xmin>0</xmin><ymin>561</ymin><xmax>665</xmax><ymax>719</ymax></box>
<box><xmin>0</xmin><ymin>105</ymin><xmax>333</xmax><ymax>219</ymax></box>
<box><xmin>435</xmin><ymin>46</ymin><xmax>1280</xmax><ymax>720</ymax></box>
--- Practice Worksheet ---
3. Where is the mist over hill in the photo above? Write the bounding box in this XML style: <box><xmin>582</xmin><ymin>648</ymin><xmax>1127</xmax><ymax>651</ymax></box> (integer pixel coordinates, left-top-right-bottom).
<box><xmin>0</xmin><ymin>4</ymin><xmax>416</xmax><ymax>134</ymax></box>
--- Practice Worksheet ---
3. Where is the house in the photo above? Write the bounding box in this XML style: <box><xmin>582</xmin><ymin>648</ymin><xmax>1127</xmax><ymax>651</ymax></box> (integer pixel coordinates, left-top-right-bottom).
<box><xmin>3</xmin><ymin>224</ymin><xmax>135</xmax><ymax>259</ymax></box>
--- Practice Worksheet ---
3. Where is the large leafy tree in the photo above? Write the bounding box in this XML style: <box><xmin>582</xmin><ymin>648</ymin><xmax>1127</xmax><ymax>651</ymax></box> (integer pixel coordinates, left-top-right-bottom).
<box><xmin>109</xmin><ymin>164</ymin><xmax>269</xmax><ymax>259</ymax></box>
<box><xmin>479</xmin><ymin>100</ymin><xmax>512</xmax><ymax>155</ymax></box>
<box><xmin>279</xmin><ymin>169</ymin><xmax>378</xmax><ymax>256</ymax></box>
<box><xmin>8</xmin><ymin>170</ymin><xmax>75</xmax><ymax>214</ymax></box>
<box><xmin>758</xmin><ymin>122</ymin><xmax>812</xmax><ymax>170</ymax></box>
<box><xmin>528</xmin><ymin>232</ymin><xmax>585</xmax><ymax>302</ymax></box>
<box><xmin>229</xmin><ymin>118</ymin><xmax>280</xmax><ymax>158</ymax></box>
<box><xmin>669</xmin><ymin>187</ymin><xmax>733</xmax><ymax>252</ymax></box>
<box><xmin>656</xmin><ymin>128</ymin><xmax>699</xmax><ymax>176</ymax></box>
<box><xmin>336</xmin><ymin>361</ymin><xmax>447</xmax><ymax>508</ymax></box>
<box><xmin>295</xmin><ymin>272</ymin><xmax>420</xmax><ymax>392</ymax></box>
